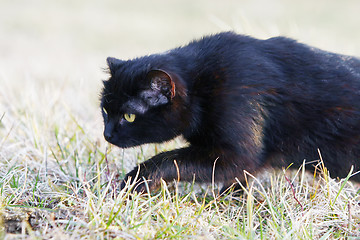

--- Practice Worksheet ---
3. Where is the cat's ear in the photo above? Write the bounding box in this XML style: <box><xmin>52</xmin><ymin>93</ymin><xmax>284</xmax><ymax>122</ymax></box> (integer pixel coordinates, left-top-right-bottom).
<box><xmin>107</xmin><ymin>57</ymin><xmax>124</xmax><ymax>75</ymax></box>
<box><xmin>146</xmin><ymin>70</ymin><xmax>176</xmax><ymax>99</ymax></box>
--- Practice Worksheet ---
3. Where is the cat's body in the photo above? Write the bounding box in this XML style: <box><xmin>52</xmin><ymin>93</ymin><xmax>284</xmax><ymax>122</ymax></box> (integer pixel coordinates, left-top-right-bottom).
<box><xmin>101</xmin><ymin>32</ymin><xmax>360</xmax><ymax>192</ymax></box>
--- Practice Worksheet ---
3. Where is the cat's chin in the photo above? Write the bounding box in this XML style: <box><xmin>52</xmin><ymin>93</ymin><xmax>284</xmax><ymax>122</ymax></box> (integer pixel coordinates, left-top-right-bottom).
<box><xmin>107</xmin><ymin>138</ymin><xmax>168</xmax><ymax>149</ymax></box>
<box><xmin>110</xmin><ymin>142</ymin><xmax>140</xmax><ymax>149</ymax></box>
<box><xmin>105</xmin><ymin>138</ymin><xmax>144</xmax><ymax>149</ymax></box>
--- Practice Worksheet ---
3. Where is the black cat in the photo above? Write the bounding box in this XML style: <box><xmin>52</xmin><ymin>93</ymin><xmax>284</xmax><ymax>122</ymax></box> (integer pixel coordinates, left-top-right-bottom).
<box><xmin>101</xmin><ymin>32</ymin><xmax>360</xmax><ymax>193</ymax></box>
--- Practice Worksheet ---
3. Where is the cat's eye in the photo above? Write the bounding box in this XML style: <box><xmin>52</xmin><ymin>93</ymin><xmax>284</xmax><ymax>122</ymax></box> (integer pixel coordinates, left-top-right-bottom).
<box><xmin>102</xmin><ymin>107</ymin><xmax>108</xmax><ymax>115</ymax></box>
<box><xmin>123</xmin><ymin>113</ymin><xmax>136</xmax><ymax>122</ymax></box>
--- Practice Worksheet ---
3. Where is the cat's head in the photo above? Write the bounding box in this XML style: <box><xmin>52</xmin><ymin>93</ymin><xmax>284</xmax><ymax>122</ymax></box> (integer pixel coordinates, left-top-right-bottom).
<box><xmin>101</xmin><ymin>57</ymin><xmax>188</xmax><ymax>148</ymax></box>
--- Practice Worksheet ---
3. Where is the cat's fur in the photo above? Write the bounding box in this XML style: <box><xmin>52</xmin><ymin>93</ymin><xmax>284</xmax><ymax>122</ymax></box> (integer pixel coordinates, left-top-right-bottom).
<box><xmin>101</xmin><ymin>32</ymin><xmax>360</xmax><ymax>193</ymax></box>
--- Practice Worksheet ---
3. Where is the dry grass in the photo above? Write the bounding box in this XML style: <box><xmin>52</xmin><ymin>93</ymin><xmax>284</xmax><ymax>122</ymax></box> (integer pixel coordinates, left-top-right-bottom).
<box><xmin>1</xmin><ymin>0</ymin><xmax>360</xmax><ymax>239</ymax></box>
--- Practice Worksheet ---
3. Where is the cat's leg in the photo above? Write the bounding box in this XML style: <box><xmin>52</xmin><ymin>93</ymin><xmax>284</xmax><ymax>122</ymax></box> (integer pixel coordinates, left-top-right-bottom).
<box><xmin>120</xmin><ymin>146</ymin><xmax>261</xmax><ymax>193</ymax></box>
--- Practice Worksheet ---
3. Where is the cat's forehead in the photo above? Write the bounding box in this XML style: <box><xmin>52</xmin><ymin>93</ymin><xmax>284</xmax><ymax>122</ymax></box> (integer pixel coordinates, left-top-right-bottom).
<box><xmin>103</xmin><ymin>65</ymin><xmax>148</xmax><ymax>99</ymax></box>
<box><xmin>101</xmin><ymin>72</ymin><xmax>149</xmax><ymax>114</ymax></box>
<box><xmin>101</xmin><ymin>77</ymin><xmax>141</xmax><ymax>108</ymax></box>
<box><xmin>101</xmin><ymin>55</ymin><xmax>172</xmax><ymax>113</ymax></box>
<box><xmin>104</xmin><ymin>55</ymin><xmax>168</xmax><ymax>92</ymax></box>
<box><xmin>101</xmin><ymin>91</ymin><xmax>149</xmax><ymax>115</ymax></box>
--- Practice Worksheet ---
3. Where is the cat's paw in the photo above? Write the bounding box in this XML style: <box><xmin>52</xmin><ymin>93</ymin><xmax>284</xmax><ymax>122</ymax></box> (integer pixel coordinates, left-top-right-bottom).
<box><xmin>120</xmin><ymin>166</ymin><xmax>159</xmax><ymax>194</ymax></box>
<box><xmin>119</xmin><ymin>177</ymin><xmax>149</xmax><ymax>193</ymax></box>
<box><xmin>219</xmin><ymin>182</ymin><xmax>244</xmax><ymax>197</ymax></box>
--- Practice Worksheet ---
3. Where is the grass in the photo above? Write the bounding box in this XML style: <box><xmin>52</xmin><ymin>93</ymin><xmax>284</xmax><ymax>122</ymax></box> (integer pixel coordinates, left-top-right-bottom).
<box><xmin>1</xmin><ymin>116</ymin><xmax>360</xmax><ymax>239</ymax></box>
<box><xmin>1</xmin><ymin>80</ymin><xmax>360</xmax><ymax>239</ymax></box>
<box><xmin>1</xmin><ymin>0</ymin><xmax>360</xmax><ymax>239</ymax></box>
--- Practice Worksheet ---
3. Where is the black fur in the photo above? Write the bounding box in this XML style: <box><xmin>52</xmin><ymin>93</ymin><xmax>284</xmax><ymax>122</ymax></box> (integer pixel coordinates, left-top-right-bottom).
<box><xmin>101</xmin><ymin>32</ymin><xmax>360</xmax><ymax>192</ymax></box>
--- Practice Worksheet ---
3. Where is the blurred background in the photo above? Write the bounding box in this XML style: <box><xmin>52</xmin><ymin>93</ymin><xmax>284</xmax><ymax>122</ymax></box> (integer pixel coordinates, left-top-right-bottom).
<box><xmin>0</xmin><ymin>0</ymin><xmax>359</xmax><ymax>141</ymax></box>
<box><xmin>0</xmin><ymin>1</ymin><xmax>358</xmax><ymax>235</ymax></box>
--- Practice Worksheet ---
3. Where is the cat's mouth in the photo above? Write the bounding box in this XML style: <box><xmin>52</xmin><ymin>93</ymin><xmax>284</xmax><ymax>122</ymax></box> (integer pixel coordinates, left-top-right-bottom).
<box><xmin>104</xmin><ymin>134</ymin><xmax>141</xmax><ymax>149</ymax></box>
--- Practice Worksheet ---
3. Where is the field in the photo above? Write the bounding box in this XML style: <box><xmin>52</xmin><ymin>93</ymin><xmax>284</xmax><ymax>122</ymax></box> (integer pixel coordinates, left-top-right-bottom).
<box><xmin>1</xmin><ymin>0</ymin><xmax>360</xmax><ymax>239</ymax></box>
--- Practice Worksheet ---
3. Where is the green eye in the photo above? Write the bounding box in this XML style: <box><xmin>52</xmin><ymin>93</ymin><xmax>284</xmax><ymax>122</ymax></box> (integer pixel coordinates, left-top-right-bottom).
<box><xmin>123</xmin><ymin>113</ymin><xmax>136</xmax><ymax>122</ymax></box>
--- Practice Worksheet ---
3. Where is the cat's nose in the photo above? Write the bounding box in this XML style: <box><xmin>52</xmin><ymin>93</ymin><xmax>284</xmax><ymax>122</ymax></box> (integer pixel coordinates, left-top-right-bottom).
<box><xmin>104</xmin><ymin>122</ymin><xmax>115</xmax><ymax>141</ymax></box>
<box><xmin>104</xmin><ymin>131</ymin><xmax>113</xmax><ymax>141</ymax></box>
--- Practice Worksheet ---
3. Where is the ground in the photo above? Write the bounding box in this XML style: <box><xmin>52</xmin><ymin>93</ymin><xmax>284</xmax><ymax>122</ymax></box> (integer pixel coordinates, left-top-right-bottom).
<box><xmin>0</xmin><ymin>0</ymin><xmax>360</xmax><ymax>238</ymax></box>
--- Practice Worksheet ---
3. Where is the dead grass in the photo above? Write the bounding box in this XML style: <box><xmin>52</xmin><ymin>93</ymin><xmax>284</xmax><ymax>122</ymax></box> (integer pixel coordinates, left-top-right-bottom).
<box><xmin>1</xmin><ymin>0</ymin><xmax>360</xmax><ymax>239</ymax></box>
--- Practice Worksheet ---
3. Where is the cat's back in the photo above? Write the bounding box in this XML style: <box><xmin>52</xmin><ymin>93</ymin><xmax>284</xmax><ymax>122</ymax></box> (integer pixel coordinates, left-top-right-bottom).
<box><xmin>180</xmin><ymin>33</ymin><xmax>360</xmax><ymax>148</ymax></box>
<box><xmin>261</xmin><ymin>36</ymin><xmax>360</xmax><ymax>80</ymax></box>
